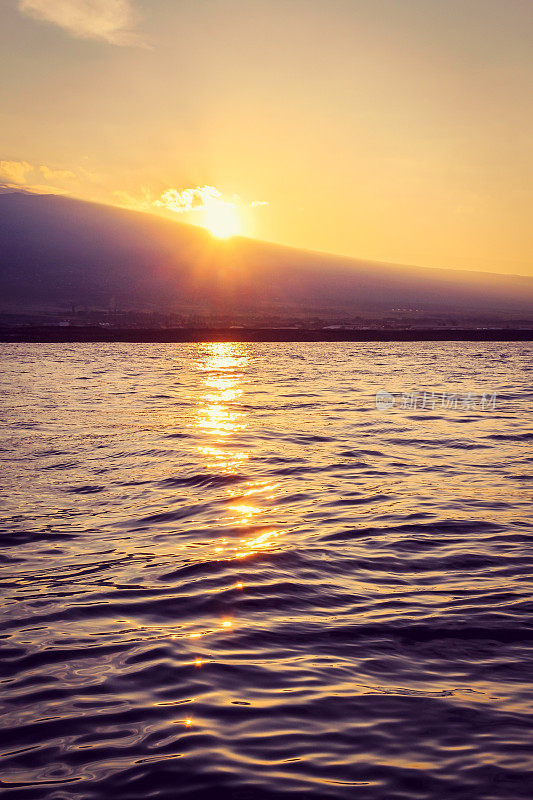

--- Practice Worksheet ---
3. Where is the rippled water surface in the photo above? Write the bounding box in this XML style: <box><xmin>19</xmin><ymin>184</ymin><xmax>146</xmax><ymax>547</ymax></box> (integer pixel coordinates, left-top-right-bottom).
<box><xmin>1</xmin><ymin>342</ymin><xmax>532</xmax><ymax>800</ymax></box>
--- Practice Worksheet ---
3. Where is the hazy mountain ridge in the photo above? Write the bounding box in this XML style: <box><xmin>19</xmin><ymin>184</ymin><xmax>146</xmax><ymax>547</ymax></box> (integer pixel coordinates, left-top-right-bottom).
<box><xmin>1</xmin><ymin>192</ymin><xmax>532</xmax><ymax>319</ymax></box>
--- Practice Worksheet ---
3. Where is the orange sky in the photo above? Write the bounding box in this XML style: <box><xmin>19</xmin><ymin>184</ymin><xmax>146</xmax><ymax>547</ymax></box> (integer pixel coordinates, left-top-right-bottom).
<box><xmin>1</xmin><ymin>0</ymin><xmax>532</xmax><ymax>275</ymax></box>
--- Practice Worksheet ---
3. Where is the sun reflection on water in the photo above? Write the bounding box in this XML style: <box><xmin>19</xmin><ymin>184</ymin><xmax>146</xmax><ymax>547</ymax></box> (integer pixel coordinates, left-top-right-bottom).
<box><xmin>182</xmin><ymin>343</ymin><xmax>284</xmax><ymax>667</ymax></box>
<box><xmin>191</xmin><ymin>344</ymin><xmax>284</xmax><ymax>567</ymax></box>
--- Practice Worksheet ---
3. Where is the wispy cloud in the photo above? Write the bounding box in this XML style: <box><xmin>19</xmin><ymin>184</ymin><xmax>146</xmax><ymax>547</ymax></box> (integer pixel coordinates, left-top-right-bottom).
<box><xmin>0</xmin><ymin>159</ymin><xmax>78</xmax><ymax>196</ymax></box>
<box><xmin>0</xmin><ymin>160</ymin><xmax>33</xmax><ymax>185</ymax></box>
<box><xmin>113</xmin><ymin>187</ymin><xmax>153</xmax><ymax>210</ymax></box>
<box><xmin>18</xmin><ymin>0</ymin><xmax>145</xmax><ymax>47</ymax></box>
<box><xmin>40</xmin><ymin>165</ymin><xmax>76</xmax><ymax>180</ymax></box>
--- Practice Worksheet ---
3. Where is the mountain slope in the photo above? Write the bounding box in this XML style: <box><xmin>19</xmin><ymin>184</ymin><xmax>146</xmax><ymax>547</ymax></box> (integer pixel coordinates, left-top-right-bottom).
<box><xmin>1</xmin><ymin>191</ymin><xmax>532</xmax><ymax>317</ymax></box>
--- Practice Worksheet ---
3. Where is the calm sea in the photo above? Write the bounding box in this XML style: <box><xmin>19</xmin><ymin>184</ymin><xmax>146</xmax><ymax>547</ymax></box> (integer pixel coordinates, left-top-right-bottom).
<box><xmin>1</xmin><ymin>342</ymin><xmax>532</xmax><ymax>799</ymax></box>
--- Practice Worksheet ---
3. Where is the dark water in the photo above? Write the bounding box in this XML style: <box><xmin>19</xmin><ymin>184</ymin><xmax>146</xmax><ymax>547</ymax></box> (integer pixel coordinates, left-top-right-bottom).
<box><xmin>1</xmin><ymin>342</ymin><xmax>532</xmax><ymax>800</ymax></box>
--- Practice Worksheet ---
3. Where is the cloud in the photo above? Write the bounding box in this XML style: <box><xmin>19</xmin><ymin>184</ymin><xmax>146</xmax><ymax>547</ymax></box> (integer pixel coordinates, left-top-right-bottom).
<box><xmin>40</xmin><ymin>165</ymin><xmax>76</xmax><ymax>180</ymax></box>
<box><xmin>0</xmin><ymin>160</ymin><xmax>33</xmax><ymax>184</ymax></box>
<box><xmin>155</xmin><ymin>186</ymin><xmax>226</xmax><ymax>215</ymax></box>
<box><xmin>113</xmin><ymin>187</ymin><xmax>153</xmax><ymax>210</ymax></box>
<box><xmin>18</xmin><ymin>0</ymin><xmax>144</xmax><ymax>46</ymax></box>
<box><xmin>155</xmin><ymin>186</ymin><xmax>268</xmax><ymax>213</ymax></box>
<box><xmin>0</xmin><ymin>159</ymin><xmax>78</xmax><ymax>196</ymax></box>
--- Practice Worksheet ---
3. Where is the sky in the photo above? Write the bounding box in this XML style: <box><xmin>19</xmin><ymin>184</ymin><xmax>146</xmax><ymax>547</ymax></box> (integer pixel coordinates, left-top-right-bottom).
<box><xmin>1</xmin><ymin>0</ymin><xmax>532</xmax><ymax>276</ymax></box>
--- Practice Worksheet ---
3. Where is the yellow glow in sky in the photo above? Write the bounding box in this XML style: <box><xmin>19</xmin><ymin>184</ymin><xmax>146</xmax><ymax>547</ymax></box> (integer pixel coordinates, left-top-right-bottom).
<box><xmin>1</xmin><ymin>1</ymin><xmax>532</xmax><ymax>275</ymax></box>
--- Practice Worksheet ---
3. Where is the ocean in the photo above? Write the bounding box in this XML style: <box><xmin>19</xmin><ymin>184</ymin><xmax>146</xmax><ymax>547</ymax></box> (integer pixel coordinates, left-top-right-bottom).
<box><xmin>1</xmin><ymin>342</ymin><xmax>532</xmax><ymax>799</ymax></box>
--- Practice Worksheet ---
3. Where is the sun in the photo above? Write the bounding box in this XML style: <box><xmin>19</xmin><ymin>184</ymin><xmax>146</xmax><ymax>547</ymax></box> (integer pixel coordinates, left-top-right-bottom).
<box><xmin>203</xmin><ymin>200</ymin><xmax>242</xmax><ymax>238</ymax></box>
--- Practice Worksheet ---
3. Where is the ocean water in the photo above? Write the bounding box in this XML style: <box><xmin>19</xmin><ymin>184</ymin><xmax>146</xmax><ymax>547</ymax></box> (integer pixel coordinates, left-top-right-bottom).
<box><xmin>1</xmin><ymin>342</ymin><xmax>532</xmax><ymax>800</ymax></box>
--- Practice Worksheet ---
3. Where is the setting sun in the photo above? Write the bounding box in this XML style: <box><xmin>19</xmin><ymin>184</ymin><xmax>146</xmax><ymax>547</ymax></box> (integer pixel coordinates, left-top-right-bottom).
<box><xmin>202</xmin><ymin>200</ymin><xmax>242</xmax><ymax>238</ymax></box>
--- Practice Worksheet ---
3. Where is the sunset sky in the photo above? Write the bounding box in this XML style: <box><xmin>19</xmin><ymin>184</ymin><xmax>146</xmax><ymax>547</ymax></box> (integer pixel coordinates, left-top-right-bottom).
<box><xmin>1</xmin><ymin>0</ymin><xmax>532</xmax><ymax>275</ymax></box>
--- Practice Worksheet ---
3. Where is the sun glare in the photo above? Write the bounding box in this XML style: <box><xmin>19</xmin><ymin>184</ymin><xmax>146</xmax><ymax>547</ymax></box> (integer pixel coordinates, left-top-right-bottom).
<box><xmin>203</xmin><ymin>200</ymin><xmax>242</xmax><ymax>238</ymax></box>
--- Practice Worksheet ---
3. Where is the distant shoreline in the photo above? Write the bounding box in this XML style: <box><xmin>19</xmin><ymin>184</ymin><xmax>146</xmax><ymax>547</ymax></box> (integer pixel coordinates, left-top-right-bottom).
<box><xmin>1</xmin><ymin>327</ymin><xmax>532</xmax><ymax>343</ymax></box>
